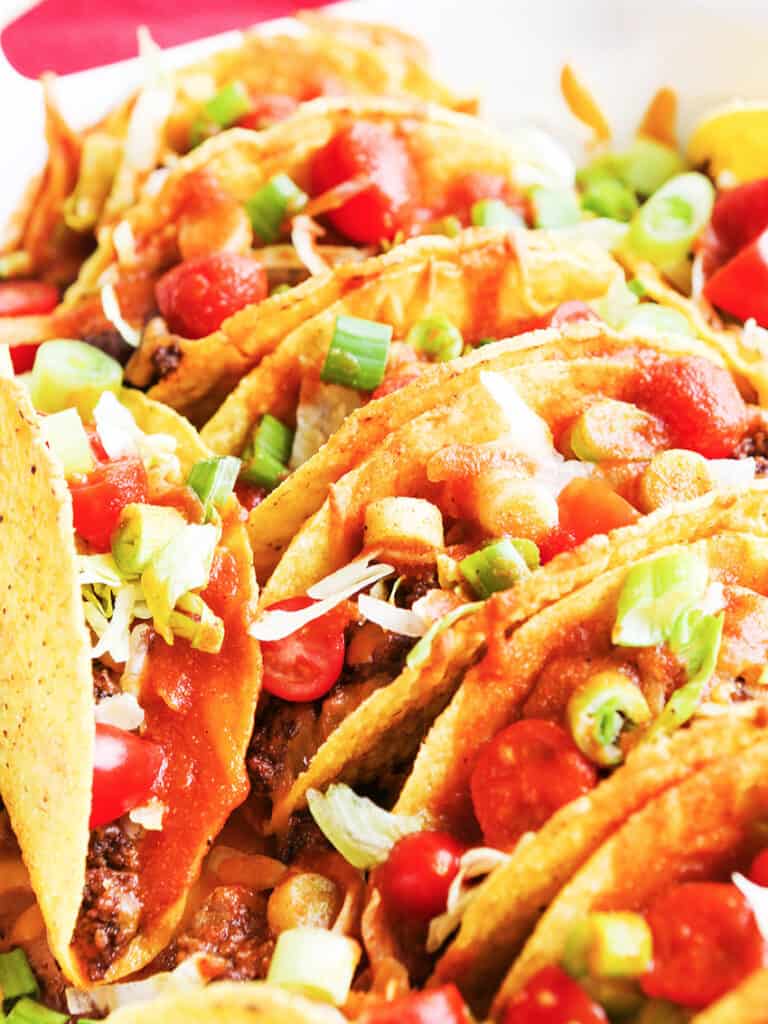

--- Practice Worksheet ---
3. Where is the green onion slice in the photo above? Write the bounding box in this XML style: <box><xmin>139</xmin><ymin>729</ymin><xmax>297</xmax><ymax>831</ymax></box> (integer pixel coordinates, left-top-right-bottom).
<box><xmin>245</xmin><ymin>174</ymin><xmax>308</xmax><ymax>244</ymax></box>
<box><xmin>6</xmin><ymin>999</ymin><xmax>67</xmax><ymax>1024</ymax></box>
<box><xmin>0</xmin><ymin>949</ymin><xmax>38</xmax><ymax>1004</ymax></box>
<box><xmin>622</xmin><ymin>304</ymin><xmax>696</xmax><ymax>338</ymax></box>
<box><xmin>320</xmin><ymin>315</ymin><xmax>392</xmax><ymax>391</ymax></box>
<box><xmin>530</xmin><ymin>186</ymin><xmax>581</xmax><ymax>229</ymax></box>
<box><xmin>30</xmin><ymin>340</ymin><xmax>123</xmax><ymax>419</ymax></box>
<box><xmin>111</xmin><ymin>503</ymin><xmax>186</xmax><ymax>576</ymax></box>
<box><xmin>407</xmin><ymin>601</ymin><xmax>484</xmax><ymax>670</ymax></box>
<box><xmin>40</xmin><ymin>408</ymin><xmax>95</xmax><ymax>478</ymax></box>
<box><xmin>187</xmin><ymin>456</ymin><xmax>241</xmax><ymax>519</ymax></box>
<box><xmin>626</xmin><ymin>172</ymin><xmax>715</xmax><ymax>271</ymax></box>
<box><xmin>459</xmin><ymin>539</ymin><xmax>539</xmax><ymax>599</ymax></box>
<box><xmin>567</xmin><ymin>671</ymin><xmax>651</xmax><ymax>766</ymax></box>
<box><xmin>406</xmin><ymin>316</ymin><xmax>463</xmax><ymax>363</ymax></box>
<box><xmin>620</xmin><ymin>139</ymin><xmax>687</xmax><ymax>198</ymax></box>
<box><xmin>204</xmin><ymin>81</ymin><xmax>251</xmax><ymax>128</ymax></box>
<box><xmin>470</xmin><ymin>198</ymin><xmax>525</xmax><ymax>229</ymax></box>
<box><xmin>267</xmin><ymin>927</ymin><xmax>360</xmax><ymax>1005</ymax></box>
<box><xmin>240</xmin><ymin>414</ymin><xmax>294</xmax><ymax>491</ymax></box>
<box><xmin>563</xmin><ymin>912</ymin><xmax>653</xmax><ymax>981</ymax></box>
<box><xmin>307</xmin><ymin>783</ymin><xmax>424</xmax><ymax>869</ymax></box>
<box><xmin>581</xmin><ymin>178</ymin><xmax>638</xmax><ymax>222</ymax></box>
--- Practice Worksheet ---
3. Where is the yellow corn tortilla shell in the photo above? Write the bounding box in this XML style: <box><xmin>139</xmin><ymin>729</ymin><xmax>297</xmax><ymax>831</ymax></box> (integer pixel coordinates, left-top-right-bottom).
<box><xmin>492</xmin><ymin>734</ymin><xmax>768</xmax><ymax>1017</ymax></box>
<box><xmin>692</xmin><ymin>969</ymin><xmax>768</xmax><ymax>1024</ymax></box>
<box><xmin>0</xmin><ymin>379</ymin><xmax>260</xmax><ymax>986</ymax></box>
<box><xmin>106</xmin><ymin>982</ymin><xmax>346</xmax><ymax>1024</ymax></box>
<box><xmin>430</xmin><ymin>708</ymin><xmax>768</xmax><ymax>1016</ymax></box>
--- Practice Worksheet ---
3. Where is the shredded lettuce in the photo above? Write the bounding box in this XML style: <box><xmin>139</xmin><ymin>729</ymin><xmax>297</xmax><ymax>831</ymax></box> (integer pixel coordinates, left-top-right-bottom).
<box><xmin>406</xmin><ymin>601</ymin><xmax>484</xmax><ymax>670</ymax></box>
<box><xmin>612</xmin><ymin>550</ymin><xmax>709</xmax><ymax>648</ymax></box>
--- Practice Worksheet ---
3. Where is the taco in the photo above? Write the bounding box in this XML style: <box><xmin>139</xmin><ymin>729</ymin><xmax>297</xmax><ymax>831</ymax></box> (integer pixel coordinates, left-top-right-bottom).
<box><xmin>0</xmin><ymin>340</ymin><xmax>260</xmax><ymax>986</ymax></box>
<box><xmin>0</xmin><ymin>14</ymin><xmax>474</xmax><ymax>286</ymax></box>
<box><xmin>491</xmin><ymin>735</ymin><xmax>768</xmax><ymax>1022</ymax></box>
<box><xmin>244</xmin><ymin>324</ymin><xmax>768</xmax><ymax>841</ymax></box>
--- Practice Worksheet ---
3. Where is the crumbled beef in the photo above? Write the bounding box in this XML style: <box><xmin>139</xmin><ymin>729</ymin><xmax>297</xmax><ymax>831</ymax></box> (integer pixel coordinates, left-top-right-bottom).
<box><xmin>82</xmin><ymin>330</ymin><xmax>135</xmax><ymax>367</ymax></box>
<box><xmin>92</xmin><ymin>661</ymin><xmax>121</xmax><ymax>701</ymax></box>
<box><xmin>393</xmin><ymin>568</ymin><xmax>440</xmax><ymax>609</ymax></box>
<box><xmin>171</xmin><ymin>885</ymin><xmax>274</xmax><ymax>981</ymax></box>
<box><xmin>247</xmin><ymin>699</ymin><xmax>317</xmax><ymax>799</ymax></box>
<box><xmin>72</xmin><ymin>825</ymin><xmax>142</xmax><ymax>980</ymax></box>
<box><xmin>151</xmin><ymin>343</ymin><xmax>182</xmax><ymax>379</ymax></box>
<box><xmin>736</xmin><ymin>429</ymin><xmax>768</xmax><ymax>462</ymax></box>
<box><xmin>24</xmin><ymin>937</ymin><xmax>71</xmax><ymax>1013</ymax></box>
<box><xmin>275</xmin><ymin>812</ymin><xmax>329</xmax><ymax>863</ymax></box>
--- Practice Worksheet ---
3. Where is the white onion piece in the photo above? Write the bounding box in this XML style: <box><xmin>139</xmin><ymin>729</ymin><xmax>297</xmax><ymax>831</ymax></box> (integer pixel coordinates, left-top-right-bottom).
<box><xmin>733</xmin><ymin>872</ymin><xmax>768</xmax><ymax>942</ymax></box>
<box><xmin>480</xmin><ymin>370</ymin><xmax>554</xmax><ymax>464</ymax></box>
<box><xmin>100</xmin><ymin>282</ymin><xmax>141</xmax><ymax>348</ymax></box>
<box><xmin>358</xmin><ymin>593</ymin><xmax>427</xmax><ymax>638</ymax></box>
<box><xmin>691</xmin><ymin>252</ymin><xmax>705</xmax><ymax>302</ymax></box>
<box><xmin>129</xmin><ymin>797</ymin><xmax>166</xmax><ymax>831</ymax></box>
<box><xmin>251</xmin><ymin>564</ymin><xmax>394</xmax><ymax>642</ymax></box>
<box><xmin>291</xmin><ymin>214</ymin><xmax>330</xmax><ymax>276</ymax></box>
<box><xmin>707</xmin><ymin>458</ymin><xmax>756</xmax><ymax>489</ymax></box>
<box><xmin>535</xmin><ymin>457</ymin><xmax>593</xmax><ymax>498</ymax></box>
<box><xmin>121</xmin><ymin>623</ymin><xmax>151</xmax><ymax>695</ymax></box>
<box><xmin>426</xmin><ymin>846</ymin><xmax>510</xmax><ymax>953</ymax></box>
<box><xmin>94</xmin><ymin>693</ymin><xmax>145</xmax><ymax>731</ymax></box>
<box><xmin>94</xmin><ymin>391</ymin><xmax>140</xmax><ymax>458</ymax></box>
<box><xmin>307</xmin><ymin>552</ymin><xmax>385</xmax><ymax>600</ymax></box>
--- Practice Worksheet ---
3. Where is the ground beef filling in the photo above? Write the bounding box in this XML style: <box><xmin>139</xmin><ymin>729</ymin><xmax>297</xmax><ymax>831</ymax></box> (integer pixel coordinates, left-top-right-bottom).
<box><xmin>170</xmin><ymin>886</ymin><xmax>274</xmax><ymax>980</ymax></box>
<box><xmin>735</xmin><ymin>428</ymin><xmax>768</xmax><ymax>474</ymax></box>
<box><xmin>72</xmin><ymin>824</ymin><xmax>142</xmax><ymax>980</ymax></box>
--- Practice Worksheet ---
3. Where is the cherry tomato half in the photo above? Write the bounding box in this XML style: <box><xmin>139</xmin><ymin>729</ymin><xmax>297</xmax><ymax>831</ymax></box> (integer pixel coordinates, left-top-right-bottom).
<box><xmin>69</xmin><ymin>456</ymin><xmax>149</xmax><ymax>552</ymax></box>
<box><xmin>470</xmin><ymin>719</ymin><xmax>598</xmax><ymax>850</ymax></box>
<box><xmin>238</xmin><ymin>94</ymin><xmax>300</xmax><ymax>131</ymax></box>
<box><xmin>376</xmin><ymin>830</ymin><xmax>463</xmax><ymax>923</ymax></box>
<box><xmin>704</xmin><ymin>229</ymin><xmax>768</xmax><ymax>329</ymax></box>
<box><xmin>641</xmin><ymin>882</ymin><xmax>767</xmax><ymax>1009</ymax></box>
<box><xmin>156</xmin><ymin>252</ymin><xmax>268</xmax><ymax>339</ymax></box>
<box><xmin>748</xmin><ymin>848</ymin><xmax>768</xmax><ymax>888</ymax></box>
<box><xmin>635</xmin><ymin>355</ymin><xmax>747</xmax><ymax>458</ymax></box>
<box><xmin>358</xmin><ymin>985</ymin><xmax>470</xmax><ymax>1024</ymax></box>
<box><xmin>311</xmin><ymin>122</ymin><xmax>418</xmax><ymax>245</ymax></box>
<box><xmin>260</xmin><ymin>596</ymin><xmax>346</xmax><ymax>702</ymax></box>
<box><xmin>538</xmin><ymin>525</ymin><xmax>579</xmax><ymax>564</ymax></box>
<box><xmin>556</xmin><ymin>478</ymin><xmax>639</xmax><ymax>547</ymax></box>
<box><xmin>0</xmin><ymin>280</ymin><xmax>59</xmax><ymax>317</ymax></box>
<box><xmin>90</xmin><ymin>723</ymin><xmax>165</xmax><ymax>829</ymax></box>
<box><xmin>711</xmin><ymin>178</ymin><xmax>768</xmax><ymax>256</ymax></box>
<box><xmin>502</xmin><ymin>966</ymin><xmax>607</xmax><ymax>1024</ymax></box>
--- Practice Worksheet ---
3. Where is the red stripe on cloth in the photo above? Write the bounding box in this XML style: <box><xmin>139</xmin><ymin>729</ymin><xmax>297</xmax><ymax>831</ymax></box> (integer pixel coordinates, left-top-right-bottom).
<box><xmin>2</xmin><ymin>0</ymin><xmax>330</xmax><ymax>77</ymax></box>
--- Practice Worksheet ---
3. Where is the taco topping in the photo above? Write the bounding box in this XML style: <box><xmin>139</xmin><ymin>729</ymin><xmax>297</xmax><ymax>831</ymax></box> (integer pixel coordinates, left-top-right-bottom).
<box><xmin>376</xmin><ymin>831</ymin><xmax>464</xmax><ymax>923</ymax></box>
<box><xmin>503</xmin><ymin>965</ymin><xmax>607</xmax><ymax>1024</ymax></box>
<box><xmin>357</xmin><ymin>984</ymin><xmax>471</xmax><ymax>1024</ymax></box>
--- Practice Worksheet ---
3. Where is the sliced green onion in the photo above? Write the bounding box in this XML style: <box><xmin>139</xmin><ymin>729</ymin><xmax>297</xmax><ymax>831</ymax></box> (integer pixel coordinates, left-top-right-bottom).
<box><xmin>0</xmin><ymin>949</ymin><xmax>38</xmax><ymax>1003</ymax></box>
<box><xmin>567</xmin><ymin>670</ymin><xmax>651</xmax><ymax>766</ymax></box>
<box><xmin>569</xmin><ymin>398</ymin><xmax>666</xmax><ymax>462</ymax></box>
<box><xmin>620</xmin><ymin>139</ymin><xmax>686</xmax><ymax>198</ymax></box>
<box><xmin>30</xmin><ymin>340</ymin><xmax>123</xmax><ymax>419</ymax></box>
<box><xmin>204</xmin><ymin>81</ymin><xmax>250</xmax><ymax>128</ymax></box>
<box><xmin>6</xmin><ymin>1000</ymin><xmax>66</xmax><ymax>1024</ymax></box>
<box><xmin>652</xmin><ymin>609</ymin><xmax>724</xmax><ymax>735</ymax></box>
<box><xmin>141</xmin><ymin>523</ymin><xmax>219</xmax><ymax>644</ymax></box>
<box><xmin>431</xmin><ymin>214</ymin><xmax>462</xmax><ymax>238</ymax></box>
<box><xmin>406</xmin><ymin>316</ymin><xmax>463</xmax><ymax>362</ymax></box>
<box><xmin>267</xmin><ymin>927</ymin><xmax>360</xmax><ymax>1005</ymax></box>
<box><xmin>240</xmin><ymin>414</ymin><xmax>294</xmax><ymax>491</ymax></box>
<box><xmin>530</xmin><ymin>186</ymin><xmax>581</xmax><ymax>229</ymax></box>
<box><xmin>590</xmin><ymin>276</ymin><xmax>639</xmax><ymax>329</ymax></box>
<box><xmin>626</xmin><ymin>172</ymin><xmax>715</xmax><ymax>271</ymax></box>
<box><xmin>320</xmin><ymin>315</ymin><xmax>392</xmax><ymax>391</ymax></box>
<box><xmin>576</xmin><ymin>153</ymin><xmax>625</xmax><ymax>191</ymax></box>
<box><xmin>245</xmin><ymin>174</ymin><xmax>308</xmax><ymax>244</ymax></box>
<box><xmin>612</xmin><ymin>550</ymin><xmax>708</xmax><ymax>648</ymax></box>
<box><xmin>622</xmin><ymin>304</ymin><xmax>696</xmax><ymax>337</ymax></box>
<box><xmin>111</xmin><ymin>503</ymin><xmax>186</xmax><ymax>576</ymax></box>
<box><xmin>459</xmin><ymin>538</ymin><xmax>539</xmax><ymax>599</ymax></box>
<box><xmin>470</xmin><ymin>198</ymin><xmax>525</xmax><ymax>230</ymax></box>
<box><xmin>40</xmin><ymin>408</ymin><xmax>95</xmax><ymax>477</ymax></box>
<box><xmin>565</xmin><ymin>912</ymin><xmax>653</xmax><ymax>980</ymax></box>
<box><xmin>187</xmin><ymin>456</ymin><xmax>241</xmax><ymax>519</ymax></box>
<box><xmin>307</xmin><ymin>784</ymin><xmax>424</xmax><ymax>869</ymax></box>
<box><xmin>627</xmin><ymin>277</ymin><xmax>647</xmax><ymax>298</ymax></box>
<box><xmin>407</xmin><ymin>601</ymin><xmax>484</xmax><ymax>670</ymax></box>
<box><xmin>189</xmin><ymin>116</ymin><xmax>217</xmax><ymax>149</ymax></box>
<box><xmin>269</xmin><ymin>282</ymin><xmax>292</xmax><ymax>297</ymax></box>
<box><xmin>581</xmin><ymin>178</ymin><xmax>638</xmax><ymax>222</ymax></box>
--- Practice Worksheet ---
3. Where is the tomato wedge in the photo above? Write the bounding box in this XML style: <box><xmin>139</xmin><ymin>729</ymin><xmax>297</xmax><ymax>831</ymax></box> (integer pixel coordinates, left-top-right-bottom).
<box><xmin>156</xmin><ymin>252</ymin><xmax>268</xmax><ymax>339</ymax></box>
<box><xmin>377</xmin><ymin>831</ymin><xmax>463</xmax><ymax>922</ymax></box>
<box><xmin>260</xmin><ymin>596</ymin><xmax>346</xmax><ymax>702</ymax></box>
<box><xmin>90</xmin><ymin>723</ymin><xmax>165</xmax><ymax>829</ymax></box>
<box><xmin>358</xmin><ymin>985</ymin><xmax>470</xmax><ymax>1024</ymax></box>
<box><xmin>711</xmin><ymin>178</ymin><xmax>768</xmax><ymax>255</ymax></box>
<box><xmin>0</xmin><ymin>280</ymin><xmax>58</xmax><ymax>317</ymax></box>
<box><xmin>69</xmin><ymin>456</ymin><xmax>149</xmax><ymax>552</ymax></box>
<box><xmin>704</xmin><ymin>229</ymin><xmax>768</xmax><ymax>329</ymax></box>
<box><xmin>502</xmin><ymin>966</ymin><xmax>607</xmax><ymax>1024</ymax></box>
<box><xmin>641</xmin><ymin>882</ymin><xmax>767</xmax><ymax>1009</ymax></box>
<box><xmin>470</xmin><ymin>720</ymin><xmax>598</xmax><ymax>850</ymax></box>
<box><xmin>749</xmin><ymin>848</ymin><xmax>768</xmax><ymax>888</ymax></box>
<box><xmin>635</xmin><ymin>355</ymin><xmax>747</xmax><ymax>458</ymax></box>
<box><xmin>556</xmin><ymin>478</ymin><xmax>639</xmax><ymax>546</ymax></box>
<box><xmin>311</xmin><ymin>122</ymin><xmax>418</xmax><ymax>245</ymax></box>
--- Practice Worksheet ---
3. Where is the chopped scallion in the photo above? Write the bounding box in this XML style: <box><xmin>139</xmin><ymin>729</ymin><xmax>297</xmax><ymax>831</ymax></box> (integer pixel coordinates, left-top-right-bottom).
<box><xmin>530</xmin><ymin>186</ymin><xmax>581</xmax><ymax>229</ymax></box>
<box><xmin>581</xmin><ymin>178</ymin><xmax>638</xmax><ymax>222</ymax></box>
<box><xmin>112</xmin><ymin>503</ymin><xmax>186</xmax><ymax>576</ymax></box>
<box><xmin>40</xmin><ymin>408</ymin><xmax>94</xmax><ymax>478</ymax></box>
<box><xmin>6</xmin><ymin>999</ymin><xmax>66</xmax><ymax>1024</ymax></box>
<box><xmin>241</xmin><ymin>414</ymin><xmax>294</xmax><ymax>491</ymax></box>
<box><xmin>320</xmin><ymin>315</ymin><xmax>392</xmax><ymax>391</ymax></box>
<box><xmin>470</xmin><ymin>198</ymin><xmax>525</xmax><ymax>230</ymax></box>
<box><xmin>204</xmin><ymin>81</ymin><xmax>251</xmax><ymax>128</ymax></box>
<box><xmin>0</xmin><ymin>949</ymin><xmax>38</xmax><ymax>1004</ymax></box>
<box><xmin>460</xmin><ymin>538</ymin><xmax>539</xmax><ymax>598</ymax></box>
<box><xmin>627</xmin><ymin>172</ymin><xmax>715</xmax><ymax>271</ymax></box>
<box><xmin>30</xmin><ymin>340</ymin><xmax>123</xmax><ymax>419</ymax></box>
<box><xmin>267</xmin><ymin>927</ymin><xmax>360</xmax><ymax>1005</ymax></box>
<box><xmin>245</xmin><ymin>174</ymin><xmax>308</xmax><ymax>244</ymax></box>
<box><xmin>187</xmin><ymin>456</ymin><xmax>241</xmax><ymax>519</ymax></box>
<box><xmin>406</xmin><ymin>316</ymin><xmax>463</xmax><ymax>362</ymax></box>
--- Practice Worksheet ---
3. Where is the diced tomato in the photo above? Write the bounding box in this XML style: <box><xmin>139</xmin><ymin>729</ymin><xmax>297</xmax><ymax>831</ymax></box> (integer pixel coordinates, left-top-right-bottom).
<box><xmin>156</xmin><ymin>253</ymin><xmax>268</xmax><ymax>339</ymax></box>
<box><xmin>556</xmin><ymin>478</ymin><xmax>639</xmax><ymax>546</ymax></box>
<box><xmin>538</xmin><ymin>525</ymin><xmax>579</xmax><ymax>564</ymax></box>
<box><xmin>704</xmin><ymin>229</ymin><xmax>768</xmax><ymax>329</ymax></box>
<box><xmin>237</xmin><ymin>94</ymin><xmax>300</xmax><ymax>131</ymax></box>
<box><xmin>641</xmin><ymin>882</ymin><xmax>766</xmax><ymax>1009</ymax></box>
<box><xmin>9</xmin><ymin>343</ymin><xmax>40</xmax><ymax>374</ymax></box>
<box><xmin>90</xmin><ymin>723</ymin><xmax>165</xmax><ymax>829</ymax></box>
<box><xmin>371</xmin><ymin>368</ymin><xmax>425</xmax><ymax>400</ymax></box>
<box><xmin>470</xmin><ymin>719</ymin><xmax>598</xmax><ymax>850</ymax></box>
<box><xmin>377</xmin><ymin>831</ymin><xmax>463</xmax><ymax>923</ymax></box>
<box><xmin>69</xmin><ymin>456</ymin><xmax>149</xmax><ymax>552</ymax></box>
<box><xmin>548</xmin><ymin>300</ymin><xmax>600</xmax><ymax>328</ymax></box>
<box><xmin>502</xmin><ymin>967</ymin><xmax>608</xmax><ymax>1024</ymax></box>
<box><xmin>635</xmin><ymin>355</ymin><xmax>747</xmax><ymax>458</ymax></box>
<box><xmin>444</xmin><ymin>171</ymin><xmax>528</xmax><ymax>225</ymax></box>
<box><xmin>358</xmin><ymin>985</ymin><xmax>470</xmax><ymax>1024</ymax></box>
<box><xmin>260</xmin><ymin>596</ymin><xmax>346</xmax><ymax>702</ymax></box>
<box><xmin>711</xmin><ymin>178</ymin><xmax>768</xmax><ymax>256</ymax></box>
<box><xmin>310</xmin><ymin>122</ymin><xmax>419</xmax><ymax>244</ymax></box>
<box><xmin>202</xmin><ymin>549</ymin><xmax>240</xmax><ymax>613</ymax></box>
<box><xmin>234</xmin><ymin>479</ymin><xmax>267</xmax><ymax>511</ymax></box>
<box><xmin>0</xmin><ymin>280</ymin><xmax>58</xmax><ymax>317</ymax></box>
<box><xmin>748</xmin><ymin>849</ymin><xmax>768</xmax><ymax>888</ymax></box>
